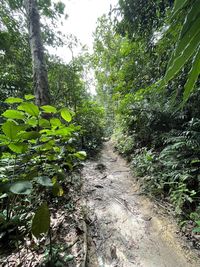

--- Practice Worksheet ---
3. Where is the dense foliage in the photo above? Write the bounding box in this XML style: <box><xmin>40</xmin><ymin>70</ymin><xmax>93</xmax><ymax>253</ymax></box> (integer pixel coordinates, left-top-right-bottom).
<box><xmin>0</xmin><ymin>95</ymin><xmax>83</xmax><ymax>237</ymax></box>
<box><xmin>93</xmin><ymin>0</ymin><xmax>200</xmax><ymax>232</ymax></box>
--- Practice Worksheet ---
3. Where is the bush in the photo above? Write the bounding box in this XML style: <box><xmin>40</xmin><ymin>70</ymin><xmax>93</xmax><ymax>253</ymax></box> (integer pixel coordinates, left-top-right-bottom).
<box><xmin>0</xmin><ymin>95</ymin><xmax>86</xmax><ymax>245</ymax></box>
<box><xmin>75</xmin><ymin>100</ymin><xmax>105</xmax><ymax>153</ymax></box>
<box><xmin>114</xmin><ymin>86</ymin><xmax>200</xmax><ymax>217</ymax></box>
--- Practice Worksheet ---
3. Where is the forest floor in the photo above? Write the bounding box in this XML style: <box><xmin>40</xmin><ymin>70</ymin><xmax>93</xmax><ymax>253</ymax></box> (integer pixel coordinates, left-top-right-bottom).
<box><xmin>82</xmin><ymin>141</ymin><xmax>200</xmax><ymax>267</ymax></box>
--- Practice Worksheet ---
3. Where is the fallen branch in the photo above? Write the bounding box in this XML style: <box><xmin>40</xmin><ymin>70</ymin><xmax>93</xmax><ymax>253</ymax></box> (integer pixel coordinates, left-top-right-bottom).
<box><xmin>66</xmin><ymin>237</ymin><xmax>79</xmax><ymax>250</ymax></box>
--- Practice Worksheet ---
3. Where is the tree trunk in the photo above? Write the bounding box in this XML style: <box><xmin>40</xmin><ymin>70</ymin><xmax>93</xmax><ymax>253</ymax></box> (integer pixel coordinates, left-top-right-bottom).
<box><xmin>25</xmin><ymin>0</ymin><xmax>51</xmax><ymax>106</ymax></box>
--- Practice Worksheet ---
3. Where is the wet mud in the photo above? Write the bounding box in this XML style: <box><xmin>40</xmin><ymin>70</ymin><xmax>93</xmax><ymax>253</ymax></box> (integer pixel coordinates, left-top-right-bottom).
<box><xmin>82</xmin><ymin>141</ymin><xmax>200</xmax><ymax>267</ymax></box>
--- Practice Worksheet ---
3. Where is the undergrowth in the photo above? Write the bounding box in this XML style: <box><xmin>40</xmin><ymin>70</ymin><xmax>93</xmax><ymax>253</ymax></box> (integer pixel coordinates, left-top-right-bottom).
<box><xmin>0</xmin><ymin>95</ymin><xmax>88</xmax><ymax>266</ymax></box>
<box><xmin>114</xmin><ymin>93</ymin><xmax>200</xmax><ymax>234</ymax></box>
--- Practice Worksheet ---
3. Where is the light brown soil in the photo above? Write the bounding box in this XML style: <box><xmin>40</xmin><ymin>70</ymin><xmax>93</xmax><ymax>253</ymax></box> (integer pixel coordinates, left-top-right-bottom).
<box><xmin>82</xmin><ymin>141</ymin><xmax>200</xmax><ymax>267</ymax></box>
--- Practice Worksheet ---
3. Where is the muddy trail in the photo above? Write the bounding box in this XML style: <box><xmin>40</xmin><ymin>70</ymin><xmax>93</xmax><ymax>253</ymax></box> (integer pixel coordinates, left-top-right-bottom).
<box><xmin>82</xmin><ymin>141</ymin><xmax>200</xmax><ymax>267</ymax></box>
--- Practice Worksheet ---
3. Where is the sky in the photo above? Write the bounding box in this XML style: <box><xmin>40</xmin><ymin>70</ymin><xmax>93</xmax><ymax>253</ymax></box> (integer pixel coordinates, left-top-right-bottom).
<box><xmin>51</xmin><ymin>0</ymin><xmax>119</xmax><ymax>62</ymax></box>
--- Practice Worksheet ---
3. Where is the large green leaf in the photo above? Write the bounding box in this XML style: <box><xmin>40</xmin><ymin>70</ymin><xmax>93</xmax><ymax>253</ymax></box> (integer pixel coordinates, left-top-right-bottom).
<box><xmin>8</xmin><ymin>143</ymin><xmax>28</xmax><ymax>153</ymax></box>
<box><xmin>39</xmin><ymin>118</ymin><xmax>50</xmax><ymax>128</ymax></box>
<box><xmin>168</xmin><ymin>3</ymin><xmax>200</xmax><ymax>68</ymax></box>
<box><xmin>32</xmin><ymin>203</ymin><xmax>50</xmax><ymax>238</ymax></box>
<box><xmin>169</xmin><ymin>19</ymin><xmax>200</xmax><ymax>70</ymax></box>
<box><xmin>180</xmin><ymin>0</ymin><xmax>200</xmax><ymax>38</ymax></box>
<box><xmin>2</xmin><ymin>121</ymin><xmax>24</xmax><ymax>140</ymax></box>
<box><xmin>4</xmin><ymin>97</ymin><xmax>23</xmax><ymax>104</ymax></box>
<box><xmin>41</xmin><ymin>105</ymin><xmax>57</xmax><ymax>113</ymax></box>
<box><xmin>172</xmin><ymin>0</ymin><xmax>188</xmax><ymax>16</ymax></box>
<box><xmin>50</xmin><ymin>118</ymin><xmax>62</xmax><ymax>127</ymax></box>
<box><xmin>2</xmin><ymin>110</ymin><xmax>25</xmax><ymax>120</ymax></box>
<box><xmin>35</xmin><ymin>176</ymin><xmax>53</xmax><ymax>187</ymax></box>
<box><xmin>10</xmin><ymin>181</ymin><xmax>32</xmax><ymax>195</ymax></box>
<box><xmin>160</xmin><ymin>0</ymin><xmax>200</xmax><ymax>101</ymax></box>
<box><xmin>18</xmin><ymin>102</ymin><xmax>39</xmax><ymax>117</ymax></box>
<box><xmin>183</xmin><ymin>46</ymin><xmax>200</xmax><ymax>102</ymax></box>
<box><xmin>61</xmin><ymin>108</ymin><xmax>72</xmax><ymax>122</ymax></box>
<box><xmin>163</xmin><ymin>30</ymin><xmax>200</xmax><ymax>85</ymax></box>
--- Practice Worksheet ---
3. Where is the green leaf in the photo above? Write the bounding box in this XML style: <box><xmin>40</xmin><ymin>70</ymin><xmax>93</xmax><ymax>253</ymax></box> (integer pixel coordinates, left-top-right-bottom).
<box><xmin>2</xmin><ymin>121</ymin><xmax>24</xmax><ymax>140</ymax></box>
<box><xmin>172</xmin><ymin>0</ymin><xmax>188</xmax><ymax>16</ymax></box>
<box><xmin>160</xmin><ymin>1</ymin><xmax>200</xmax><ymax>98</ymax></box>
<box><xmin>50</xmin><ymin>118</ymin><xmax>62</xmax><ymax>127</ymax></box>
<box><xmin>65</xmin><ymin>162</ymin><xmax>73</xmax><ymax>170</ymax></box>
<box><xmin>41</xmin><ymin>105</ymin><xmax>57</xmax><ymax>113</ymax></box>
<box><xmin>5</xmin><ymin>97</ymin><xmax>23</xmax><ymax>104</ymax></box>
<box><xmin>32</xmin><ymin>203</ymin><xmax>50</xmax><ymax>238</ymax></box>
<box><xmin>74</xmin><ymin>151</ymin><xmax>87</xmax><ymax>160</ymax></box>
<box><xmin>35</xmin><ymin>176</ymin><xmax>53</xmax><ymax>187</ymax></box>
<box><xmin>54</xmin><ymin>127</ymin><xmax>71</xmax><ymax>136</ymax></box>
<box><xmin>18</xmin><ymin>131</ymin><xmax>41</xmax><ymax>140</ymax></box>
<box><xmin>10</xmin><ymin>181</ymin><xmax>32</xmax><ymax>195</ymax></box>
<box><xmin>37</xmin><ymin>142</ymin><xmax>52</xmax><ymax>152</ymax></box>
<box><xmin>8</xmin><ymin>143</ymin><xmax>28</xmax><ymax>153</ymax></box>
<box><xmin>183</xmin><ymin>46</ymin><xmax>200</xmax><ymax>102</ymax></box>
<box><xmin>2</xmin><ymin>110</ymin><xmax>25</xmax><ymax>120</ymax></box>
<box><xmin>0</xmin><ymin>134</ymin><xmax>9</xmax><ymax>144</ymax></box>
<box><xmin>163</xmin><ymin>30</ymin><xmax>200</xmax><ymax>86</ymax></box>
<box><xmin>52</xmin><ymin>183</ymin><xmax>64</xmax><ymax>197</ymax></box>
<box><xmin>26</xmin><ymin>117</ymin><xmax>37</xmax><ymax>126</ymax></box>
<box><xmin>180</xmin><ymin>1</ymin><xmax>200</xmax><ymax>38</ymax></box>
<box><xmin>39</xmin><ymin>118</ymin><xmax>50</xmax><ymax>128</ymax></box>
<box><xmin>61</xmin><ymin>108</ymin><xmax>72</xmax><ymax>122</ymax></box>
<box><xmin>24</xmin><ymin>94</ymin><xmax>35</xmax><ymax>100</ymax></box>
<box><xmin>168</xmin><ymin>13</ymin><xmax>200</xmax><ymax>68</ymax></box>
<box><xmin>18</xmin><ymin>102</ymin><xmax>39</xmax><ymax>117</ymax></box>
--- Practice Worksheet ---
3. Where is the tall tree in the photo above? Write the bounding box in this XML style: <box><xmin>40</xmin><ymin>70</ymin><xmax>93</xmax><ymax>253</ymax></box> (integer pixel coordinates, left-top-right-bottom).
<box><xmin>25</xmin><ymin>0</ymin><xmax>51</xmax><ymax>105</ymax></box>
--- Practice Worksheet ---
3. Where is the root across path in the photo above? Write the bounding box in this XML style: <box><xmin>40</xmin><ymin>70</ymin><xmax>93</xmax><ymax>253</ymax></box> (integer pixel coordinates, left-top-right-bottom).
<box><xmin>82</xmin><ymin>141</ymin><xmax>200</xmax><ymax>267</ymax></box>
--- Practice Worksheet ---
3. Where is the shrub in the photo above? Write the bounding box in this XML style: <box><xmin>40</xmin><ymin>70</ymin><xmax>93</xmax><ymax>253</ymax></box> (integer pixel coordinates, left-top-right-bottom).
<box><xmin>0</xmin><ymin>95</ymin><xmax>86</xmax><ymax>245</ymax></box>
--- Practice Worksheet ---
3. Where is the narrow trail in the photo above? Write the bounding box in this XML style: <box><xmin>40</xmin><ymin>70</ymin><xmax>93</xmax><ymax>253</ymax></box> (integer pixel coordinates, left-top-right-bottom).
<box><xmin>82</xmin><ymin>141</ymin><xmax>200</xmax><ymax>267</ymax></box>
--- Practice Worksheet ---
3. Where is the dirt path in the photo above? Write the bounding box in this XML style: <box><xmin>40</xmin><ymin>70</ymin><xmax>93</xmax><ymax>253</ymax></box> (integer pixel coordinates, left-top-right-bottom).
<box><xmin>82</xmin><ymin>141</ymin><xmax>200</xmax><ymax>267</ymax></box>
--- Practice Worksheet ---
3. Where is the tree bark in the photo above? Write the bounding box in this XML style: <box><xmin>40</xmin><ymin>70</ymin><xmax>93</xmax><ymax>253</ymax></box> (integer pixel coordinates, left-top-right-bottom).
<box><xmin>25</xmin><ymin>0</ymin><xmax>51</xmax><ymax>106</ymax></box>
